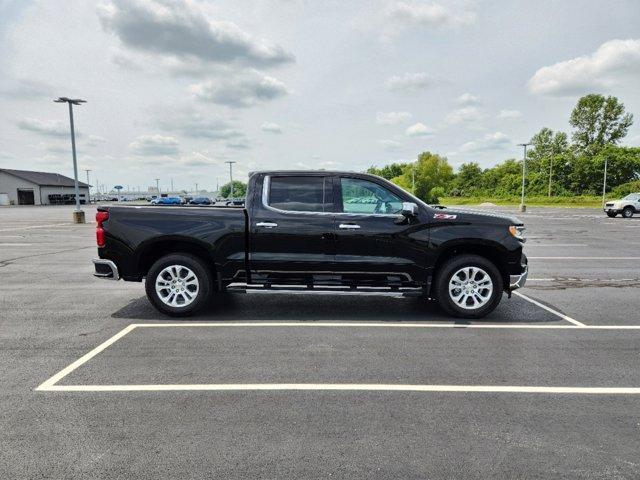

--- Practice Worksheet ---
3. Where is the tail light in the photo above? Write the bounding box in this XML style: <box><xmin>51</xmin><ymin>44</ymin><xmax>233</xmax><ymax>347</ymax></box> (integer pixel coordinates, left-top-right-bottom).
<box><xmin>96</xmin><ymin>211</ymin><xmax>109</xmax><ymax>247</ymax></box>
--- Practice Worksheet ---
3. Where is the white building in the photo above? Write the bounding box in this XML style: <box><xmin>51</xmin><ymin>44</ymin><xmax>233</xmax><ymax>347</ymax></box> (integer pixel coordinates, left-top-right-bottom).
<box><xmin>0</xmin><ymin>169</ymin><xmax>90</xmax><ymax>205</ymax></box>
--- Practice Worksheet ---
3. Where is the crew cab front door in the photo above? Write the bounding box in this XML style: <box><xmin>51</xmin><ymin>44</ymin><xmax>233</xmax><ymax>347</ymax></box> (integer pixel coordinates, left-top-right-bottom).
<box><xmin>333</xmin><ymin>176</ymin><xmax>429</xmax><ymax>286</ymax></box>
<box><xmin>249</xmin><ymin>174</ymin><xmax>336</xmax><ymax>282</ymax></box>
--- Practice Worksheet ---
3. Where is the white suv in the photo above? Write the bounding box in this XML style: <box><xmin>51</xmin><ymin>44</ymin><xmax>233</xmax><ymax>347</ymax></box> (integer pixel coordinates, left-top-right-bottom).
<box><xmin>604</xmin><ymin>193</ymin><xmax>640</xmax><ymax>218</ymax></box>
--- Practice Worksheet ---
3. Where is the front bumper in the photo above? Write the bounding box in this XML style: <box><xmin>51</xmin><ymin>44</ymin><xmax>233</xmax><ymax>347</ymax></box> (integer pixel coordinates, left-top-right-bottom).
<box><xmin>93</xmin><ymin>258</ymin><xmax>119</xmax><ymax>280</ymax></box>
<box><xmin>509</xmin><ymin>264</ymin><xmax>528</xmax><ymax>290</ymax></box>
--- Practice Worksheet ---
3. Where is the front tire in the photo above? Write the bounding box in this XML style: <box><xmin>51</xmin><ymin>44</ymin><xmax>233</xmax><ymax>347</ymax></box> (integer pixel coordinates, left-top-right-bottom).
<box><xmin>145</xmin><ymin>253</ymin><xmax>212</xmax><ymax>317</ymax></box>
<box><xmin>434</xmin><ymin>254</ymin><xmax>503</xmax><ymax>319</ymax></box>
<box><xmin>622</xmin><ymin>207</ymin><xmax>634</xmax><ymax>218</ymax></box>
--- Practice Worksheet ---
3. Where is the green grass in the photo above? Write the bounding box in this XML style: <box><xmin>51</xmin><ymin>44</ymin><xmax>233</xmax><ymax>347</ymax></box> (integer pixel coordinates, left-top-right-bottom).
<box><xmin>439</xmin><ymin>195</ymin><xmax>604</xmax><ymax>208</ymax></box>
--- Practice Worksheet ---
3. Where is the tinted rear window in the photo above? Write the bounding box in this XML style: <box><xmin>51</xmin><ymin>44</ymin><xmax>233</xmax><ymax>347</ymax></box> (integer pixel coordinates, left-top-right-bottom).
<box><xmin>268</xmin><ymin>176</ymin><xmax>332</xmax><ymax>212</ymax></box>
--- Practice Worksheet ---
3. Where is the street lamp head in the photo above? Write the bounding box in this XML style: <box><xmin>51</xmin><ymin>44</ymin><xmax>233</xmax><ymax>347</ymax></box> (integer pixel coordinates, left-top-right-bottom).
<box><xmin>54</xmin><ymin>97</ymin><xmax>86</xmax><ymax>105</ymax></box>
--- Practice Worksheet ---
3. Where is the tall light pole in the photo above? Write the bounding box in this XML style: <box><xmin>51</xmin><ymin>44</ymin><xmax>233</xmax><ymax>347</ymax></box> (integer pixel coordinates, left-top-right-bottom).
<box><xmin>225</xmin><ymin>161</ymin><xmax>236</xmax><ymax>198</ymax></box>
<box><xmin>517</xmin><ymin>143</ymin><xmax>531</xmax><ymax>213</ymax></box>
<box><xmin>84</xmin><ymin>169</ymin><xmax>91</xmax><ymax>204</ymax></box>
<box><xmin>602</xmin><ymin>156</ymin><xmax>609</xmax><ymax>208</ymax></box>
<box><xmin>155</xmin><ymin>178</ymin><xmax>160</xmax><ymax>196</ymax></box>
<box><xmin>54</xmin><ymin>97</ymin><xmax>86</xmax><ymax>223</ymax></box>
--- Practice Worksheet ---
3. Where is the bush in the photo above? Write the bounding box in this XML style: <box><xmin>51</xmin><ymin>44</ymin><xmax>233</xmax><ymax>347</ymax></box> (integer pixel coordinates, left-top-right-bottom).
<box><xmin>612</xmin><ymin>180</ymin><xmax>640</xmax><ymax>197</ymax></box>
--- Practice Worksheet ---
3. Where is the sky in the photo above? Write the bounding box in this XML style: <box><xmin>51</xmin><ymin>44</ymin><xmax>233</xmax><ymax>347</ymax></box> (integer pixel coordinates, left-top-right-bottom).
<box><xmin>1</xmin><ymin>0</ymin><xmax>640</xmax><ymax>193</ymax></box>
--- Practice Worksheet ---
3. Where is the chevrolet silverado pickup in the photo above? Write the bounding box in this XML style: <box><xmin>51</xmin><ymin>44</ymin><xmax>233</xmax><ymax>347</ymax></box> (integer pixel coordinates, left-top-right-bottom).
<box><xmin>93</xmin><ymin>171</ymin><xmax>528</xmax><ymax>318</ymax></box>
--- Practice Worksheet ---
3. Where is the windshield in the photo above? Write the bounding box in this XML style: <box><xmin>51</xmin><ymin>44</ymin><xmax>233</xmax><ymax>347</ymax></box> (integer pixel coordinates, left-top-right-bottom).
<box><xmin>623</xmin><ymin>194</ymin><xmax>639</xmax><ymax>201</ymax></box>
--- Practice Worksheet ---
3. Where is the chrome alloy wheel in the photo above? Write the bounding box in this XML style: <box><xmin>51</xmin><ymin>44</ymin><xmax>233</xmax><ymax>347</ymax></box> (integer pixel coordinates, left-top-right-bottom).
<box><xmin>448</xmin><ymin>266</ymin><xmax>493</xmax><ymax>310</ymax></box>
<box><xmin>155</xmin><ymin>265</ymin><xmax>200</xmax><ymax>308</ymax></box>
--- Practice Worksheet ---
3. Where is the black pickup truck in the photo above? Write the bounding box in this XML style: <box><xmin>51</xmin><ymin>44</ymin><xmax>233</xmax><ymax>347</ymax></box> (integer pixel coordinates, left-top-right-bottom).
<box><xmin>93</xmin><ymin>171</ymin><xmax>528</xmax><ymax>318</ymax></box>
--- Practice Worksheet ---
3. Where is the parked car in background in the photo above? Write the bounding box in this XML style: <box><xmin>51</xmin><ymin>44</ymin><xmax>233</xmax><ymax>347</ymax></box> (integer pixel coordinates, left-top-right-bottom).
<box><xmin>604</xmin><ymin>193</ymin><xmax>640</xmax><ymax>218</ymax></box>
<box><xmin>189</xmin><ymin>196</ymin><xmax>212</xmax><ymax>205</ymax></box>
<box><xmin>150</xmin><ymin>196</ymin><xmax>182</xmax><ymax>205</ymax></box>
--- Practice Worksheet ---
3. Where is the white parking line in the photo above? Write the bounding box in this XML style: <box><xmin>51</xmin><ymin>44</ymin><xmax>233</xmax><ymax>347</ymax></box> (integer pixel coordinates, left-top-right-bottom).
<box><xmin>36</xmin><ymin>324</ymin><xmax>137</xmax><ymax>391</ymax></box>
<box><xmin>512</xmin><ymin>292</ymin><xmax>585</xmax><ymax>326</ymax></box>
<box><xmin>38</xmin><ymin>383</ymin><xmax>640</xmax><ymax>394</ymax></box>
<box><xmin>0</xmin><ymin>243</ymin><xmax>33</xmax><ymax>246</ymax></box>
<box><xmin>526</xmin><ymin>244</ymin><xmax>587</xmax><ymax>247</ymax></box>
<box><xmin>0</xmin><ymin>223</ymin><xmax>71</xmax><ymax>232</ymax></box>
<box><xmin>528</xmin><ymin>257</ymin><xmax>640</xmax><ymax>260</ymax></box>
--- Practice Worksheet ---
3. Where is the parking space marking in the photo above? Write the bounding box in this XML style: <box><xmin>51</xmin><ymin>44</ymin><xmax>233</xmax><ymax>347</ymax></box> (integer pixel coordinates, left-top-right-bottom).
<box><xmin>0</xmin><ymin>223</ymin><xmax>71</xmax><ymax>232</ymax></box>
<box><xmin>526</xmin><ymin>244</ymin><xmax>587</xmax><ymax>247</ymax></box>
<box><xmin>37</xmin><ymin>383</ymin><xmax>640</xmax><ymax>394</ymax></box>
<box><xmin>36</xmin><ymin>324</ymin><xmax>137</xmax><ymax>391</ymax></box>
<box><xmin>0</xmin><ymin>243</ymin><xmax>33</xmax><ymax>246</ymax></box>
<box><xmin>529</xmin><ymin>257</ymin><xmax>640</xmax><ymax>260</ymax></box>
<box><xmin>36</xmin><ymin>322</ymin><xmax>640</xmax><ymax>394</ymax></box>
<box><xmin>512</xmin><ymin>291</ymin><xmax>585</xmax><ymax>326</ymax></box>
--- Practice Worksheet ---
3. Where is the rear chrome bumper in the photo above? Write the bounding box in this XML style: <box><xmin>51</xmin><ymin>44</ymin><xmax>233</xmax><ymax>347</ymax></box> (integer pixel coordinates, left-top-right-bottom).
<box><xmin>509</xmin><ymin>264</ymin><xmax>528</xmax><ymax>290</ymax></box>
<box><xmin>93</xmin><ymin>258</ymin><xmax>119</xmax><ymax>280</ymax></box>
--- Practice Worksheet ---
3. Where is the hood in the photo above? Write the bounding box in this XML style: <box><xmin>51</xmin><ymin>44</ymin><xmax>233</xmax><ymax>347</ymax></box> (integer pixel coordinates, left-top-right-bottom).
<box><xmin>433</xmin><ymin>207</ymin><xmax>523</xmax><ymax>226</ymax></box>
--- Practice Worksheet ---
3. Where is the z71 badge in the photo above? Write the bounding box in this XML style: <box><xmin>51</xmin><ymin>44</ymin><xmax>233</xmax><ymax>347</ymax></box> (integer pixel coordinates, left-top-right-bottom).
<box><xmin>433</xmin><ymin>213</ymin><xmax>457</xmax><ymax>220</ymax></box>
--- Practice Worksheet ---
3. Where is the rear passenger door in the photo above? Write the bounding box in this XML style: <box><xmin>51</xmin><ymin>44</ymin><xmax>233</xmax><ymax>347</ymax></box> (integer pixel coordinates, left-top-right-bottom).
<box><xmin>249</xmin><ymin>175</ymin><xmax>336</xmax><ymax>280</ymax></box>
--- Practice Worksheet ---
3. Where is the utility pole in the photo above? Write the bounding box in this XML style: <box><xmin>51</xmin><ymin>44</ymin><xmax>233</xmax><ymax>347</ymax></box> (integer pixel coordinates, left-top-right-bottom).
<box><xmin>155</xmin><ymin>178</ymin><xmax>160</xmax><ymax>196</ymax></box>
<box><xmin>171</xmin><ymin>178</ymin><xmax>174</xmax><ymax>193</ymax></box>
<box><xmin>54</xmin><ymin>97</ymin><xmax>86</xmax><ymax>223</ymax></box>
<box><xmin>548</xmin><ymin>153</ymin><xmax>553</xmax><ymax>197</ymax></box>
<box><xmin>84</xmin><ymin>169</ymin><xmax>91</xmax><ymax>204</ymax></box>
<box><xmin>195</xmin><ymin>183</ymin><xmax>198</xmax><ymax>194</ymax></box>
<box><xmin>517</xmin><ymin>143</ymin><xmax>531</xmax><ymax>213</ymax></box>
<box><xmin>602</xmin><ymin>156</ymin><xmax>608</xmax><ymax>208</ymax></box>
<box><xmin>225</xmin><ymin>161</ymin><xmax>236</xmax><ymax>198</ymax></box>
<box><xmin>412</xmin><ymin>163</ymin><xmax>416</xmax><ymax>194</ymax></box>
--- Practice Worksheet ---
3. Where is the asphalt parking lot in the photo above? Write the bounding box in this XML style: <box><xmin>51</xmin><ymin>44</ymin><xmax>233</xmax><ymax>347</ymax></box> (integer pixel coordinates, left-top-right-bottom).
<box><xmin>1</xmin><ymin>204</ymin><xmax>640</xmax><ymax>479</ymax></box>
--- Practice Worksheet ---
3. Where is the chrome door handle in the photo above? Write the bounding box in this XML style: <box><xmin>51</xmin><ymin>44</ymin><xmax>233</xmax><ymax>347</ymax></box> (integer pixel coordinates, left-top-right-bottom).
<box><xmin>256</xmin><ymin>222</ymin><xmax>278</xmax><ymax>228</ymax></box>
<box><xmin>339</xmin><ymin>223</ymin><xmax>361</xmax><ymax>229</ymax></box>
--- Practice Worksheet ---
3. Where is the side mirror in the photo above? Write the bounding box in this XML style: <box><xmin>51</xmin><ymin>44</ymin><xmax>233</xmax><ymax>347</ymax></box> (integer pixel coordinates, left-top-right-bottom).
<box><xmin>401</xmin><ymin>202</ymin><xmax>418</xmax><ymax>217</ymax></box>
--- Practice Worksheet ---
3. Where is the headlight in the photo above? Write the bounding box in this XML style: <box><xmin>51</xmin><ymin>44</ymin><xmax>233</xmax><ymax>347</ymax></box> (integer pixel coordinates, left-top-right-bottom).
<box><xmin>509</xmin><ymin>225</ymin><xmax>526</xmax><ymax>242</ymax></box>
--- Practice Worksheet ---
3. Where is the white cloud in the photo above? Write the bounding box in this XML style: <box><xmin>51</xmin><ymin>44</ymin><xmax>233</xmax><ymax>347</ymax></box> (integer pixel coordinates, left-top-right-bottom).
<box><xmin>129</xmin><ymin>134</ymin><xmax>179</xmax><ymax>156</ymax></box>
<box><xmin>445</xmin><ymin>106</ymin><xmax>484</xmax><ymax>125</ymax></box>
<box><xmin>528</xmin><ymin>39</ymin><xmax>640</xmax><ymax>96</ymax></box>
<box><xmin>405</xmin><ymin>122</ymin><xmax>434</xmax><ymax>137</ymax></box>
<box><xmin>17</xmin><ymin>118</ymin><xmax>68</xmax><ymax>138</ymax></box>
<box><xmin>497</xmin><ymin>109</ymin><xmax>522</xmax><ymax>119</ymax></box>
<box><xmin>460</xmin><ymin>132</ymin><xmax>511</xmax><ymax>152</ymax></box>
<box><xmin>386</xmin><ymin>72</ymin><xmax>434</xmax><ymax>91</ymax></box>
<box><xmin>387</xmin><ymin>1</ymin><xmax>476</xmax><ymax>29</ymax></box>
<box><xmin>261</xmin><ymin>121</ymin><xmax>282</xmax><ymax>134</ymax></box>
<box><xmin>189</xmin><ymin>69</ymin><xmax>288</xmax><ymax>107</ymax></box>
<box><xmin>98</xmin><ymin>0</ymin><xmax>294</xmax><ymax>68</ymax></box>
<box><xmin>376</xmin><ymin>111</ymin><xmax>412</xmax><ymax>125</ymax></box>
<box><xmin>86</xmin><ymin>135</ymin><xmax>107</xmax><ymax>147</ymax></box>
<box><xmin>155</xmin><ymin>109</ymin><xmax>244</xmax><ymax>140</ymax></box>
<box><xmin>379</xmin><ymin>139</ymin><xmax>403</xmax><ymax>150</ymax></box>
<box><xmin>455</xmin><ymin>93</ymin><xmax>481</xmax><ymax>106</ymax></box>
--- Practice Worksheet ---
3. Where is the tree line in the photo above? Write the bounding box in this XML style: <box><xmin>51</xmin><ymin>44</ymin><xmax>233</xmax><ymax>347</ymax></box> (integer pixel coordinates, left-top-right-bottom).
<box><xmin>368</xmin><ymin>94</ymin><xmax>640</xmax><ymax>203</ymax></box>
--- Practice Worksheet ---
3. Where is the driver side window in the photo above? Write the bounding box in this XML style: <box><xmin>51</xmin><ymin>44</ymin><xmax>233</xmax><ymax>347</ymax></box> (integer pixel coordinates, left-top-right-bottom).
<box><xmin>340</xmin><ymin>177</ymin><xmax>403</xmax><ymax>214</ymax></box>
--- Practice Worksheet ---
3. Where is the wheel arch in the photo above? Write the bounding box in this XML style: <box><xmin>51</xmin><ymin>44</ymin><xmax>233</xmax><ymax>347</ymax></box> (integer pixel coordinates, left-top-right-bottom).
<box><xmin>136</xmin><ymin>236</ymin><xmax>217</xmax><ymax>279</ymax></box>
<box><xmin>430</xmin><ymin>241</ymin><xmax>510</xmax><ymax>293</ymax></box>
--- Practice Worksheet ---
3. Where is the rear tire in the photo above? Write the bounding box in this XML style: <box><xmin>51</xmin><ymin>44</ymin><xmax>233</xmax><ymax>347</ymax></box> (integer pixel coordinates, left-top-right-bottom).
<box><xmin>622</xmin><ymin>207</ymin><xmax>634</xmax><ymax>218</ymax></box>
<box><xmin>606</xmin><ymin>211</ymin><xmax>617</xmax><ymax>218</ymax></box>
<box><xmin>434</xmin><ymin>254</ymin><xmax>503</xmax><ymax>319</ymax></box>
<box><xmin>145</xmin><ymin>253</ymin><xmax>212</xmax><ymax>317</ymax></box>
